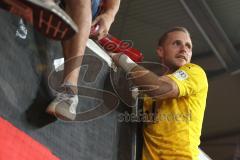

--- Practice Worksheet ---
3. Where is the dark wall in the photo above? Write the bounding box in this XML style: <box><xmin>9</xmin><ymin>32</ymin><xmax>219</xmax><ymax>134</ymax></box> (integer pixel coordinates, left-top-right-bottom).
<box><xmin>0</xmin><ymin>10</ymin><xmax>134</xmax><ymax>160</ymax></box>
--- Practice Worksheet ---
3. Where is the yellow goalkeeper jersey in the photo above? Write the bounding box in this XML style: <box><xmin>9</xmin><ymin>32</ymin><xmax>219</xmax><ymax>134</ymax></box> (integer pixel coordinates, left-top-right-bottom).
<box><xmin>142</xmin><ymin>63</ymin><xmax>208</xmax><ymax>160</ymax></box>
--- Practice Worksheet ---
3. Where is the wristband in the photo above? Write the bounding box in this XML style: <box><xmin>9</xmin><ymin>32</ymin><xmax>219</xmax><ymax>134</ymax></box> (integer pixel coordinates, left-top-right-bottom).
<box><xmin>118</xmin><ymin>54</ymin><xmax>138</xmax><ymax>73</ymax></box>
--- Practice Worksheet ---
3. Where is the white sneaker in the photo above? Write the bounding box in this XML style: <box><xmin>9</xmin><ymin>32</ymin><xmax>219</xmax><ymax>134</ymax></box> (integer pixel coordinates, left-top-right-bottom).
<box><xmin>46</xmin><ymin>85</ymin><xmax>78</xmax><ymax>120</ymax></box>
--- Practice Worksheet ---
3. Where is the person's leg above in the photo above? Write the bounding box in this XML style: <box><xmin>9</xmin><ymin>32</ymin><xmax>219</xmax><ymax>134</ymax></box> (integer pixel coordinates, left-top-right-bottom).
<box><xmin>46</xmin><ymin>0</ymin><xmax>93</xmax><ymax>120</ymax></box>
<box><xmin>62</xmin><ymin>0</ymin><xmax>92</xmax><ymax>86</ymax></box>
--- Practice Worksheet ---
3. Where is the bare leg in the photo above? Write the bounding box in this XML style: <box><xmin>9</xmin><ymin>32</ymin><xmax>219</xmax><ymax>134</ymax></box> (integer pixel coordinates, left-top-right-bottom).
<box><xmin>62</xmin><ymin>0</ymin><xmax>92</xmax><ymax>86</ymax></box>
<box><xmin>46</xmin><ymin>0</ymin><xmax>93</xmax><ymax>120</ymax></box>
<box><xmin>46</xmin><ymin>0</ymin><xmax>122</xmax><ymax>120</ymax></box>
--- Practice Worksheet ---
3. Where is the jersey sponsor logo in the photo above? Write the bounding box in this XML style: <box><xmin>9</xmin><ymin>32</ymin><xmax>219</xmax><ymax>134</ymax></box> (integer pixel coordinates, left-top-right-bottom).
<box><xmin>173</xmin><ymin>70</ymin><xmax>188</xmax><ymax>80</ymax></box>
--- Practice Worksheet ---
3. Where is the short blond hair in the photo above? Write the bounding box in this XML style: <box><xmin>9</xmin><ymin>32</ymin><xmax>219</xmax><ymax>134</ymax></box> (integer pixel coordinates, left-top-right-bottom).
<box><xmin>158</xmin><ymin>27</ymin><xmax>190</xmax><ymax>46</ymax></box>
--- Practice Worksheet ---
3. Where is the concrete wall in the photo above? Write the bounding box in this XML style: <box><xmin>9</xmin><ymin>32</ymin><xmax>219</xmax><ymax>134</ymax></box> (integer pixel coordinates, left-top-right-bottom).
<box><xmin>0</xmin><ymin>10</ymin><xmax>134</xmax><ymax>160</ymax></box>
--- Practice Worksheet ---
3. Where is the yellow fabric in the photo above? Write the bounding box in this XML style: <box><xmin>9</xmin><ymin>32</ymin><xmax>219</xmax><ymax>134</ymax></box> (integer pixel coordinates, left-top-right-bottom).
<box><xmin>142</xmin><ymin>63</ymin><xmax>208</xmax><ymax>160</ymax></box>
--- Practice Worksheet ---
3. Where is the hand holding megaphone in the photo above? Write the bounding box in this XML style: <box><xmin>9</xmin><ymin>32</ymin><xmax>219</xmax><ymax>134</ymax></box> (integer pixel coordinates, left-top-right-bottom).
<box><xmin>90</xmin><ymin>25</ymin><xmax>144</xmax><ymax>62</ymax></box>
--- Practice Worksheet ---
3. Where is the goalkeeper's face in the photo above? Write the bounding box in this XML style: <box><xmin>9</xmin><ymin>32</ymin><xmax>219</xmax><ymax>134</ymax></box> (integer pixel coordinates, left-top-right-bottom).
<box><xmin>156</xmin><ymin>31</ymin><xmax>192</xmax><ymax>72</ymax></box>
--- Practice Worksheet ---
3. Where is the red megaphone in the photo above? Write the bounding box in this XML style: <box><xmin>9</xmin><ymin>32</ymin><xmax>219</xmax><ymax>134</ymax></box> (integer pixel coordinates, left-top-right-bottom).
<box><xmin>90</xmin><ymin>25</ymin><xmax>144</xmax><ymax>62</ymax></box>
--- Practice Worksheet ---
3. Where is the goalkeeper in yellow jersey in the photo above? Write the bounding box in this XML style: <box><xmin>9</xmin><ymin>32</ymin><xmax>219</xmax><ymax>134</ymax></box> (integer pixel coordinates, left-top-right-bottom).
<box><xmin>110</xmin><ymin>27</ymin><xmax>208</xmax><ymax>160</ymax></box>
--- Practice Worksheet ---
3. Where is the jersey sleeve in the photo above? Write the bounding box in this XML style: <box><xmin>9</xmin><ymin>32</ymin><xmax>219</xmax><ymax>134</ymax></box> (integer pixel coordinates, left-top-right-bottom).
<box><xmin>167</xmin><ymin>63</ymin><xmax>208</xmax><ymax>97</ymax></box>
